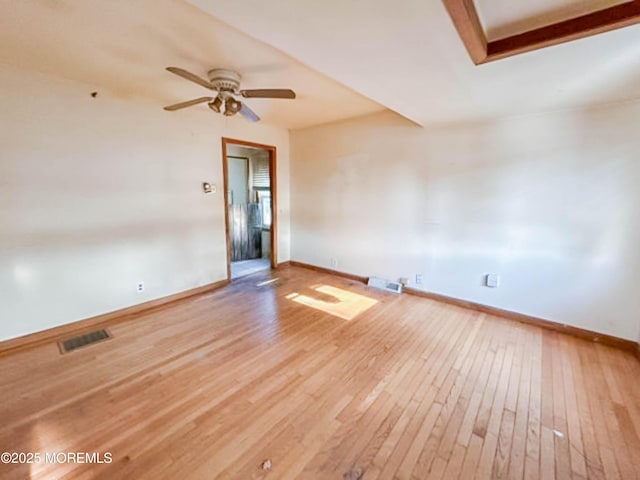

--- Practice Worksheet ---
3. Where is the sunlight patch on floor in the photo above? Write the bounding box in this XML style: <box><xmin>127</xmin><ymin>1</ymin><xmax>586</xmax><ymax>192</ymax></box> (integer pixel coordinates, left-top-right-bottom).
<box><xmin>286</xmin><ymin>285</ymin><xmax>378</xmax><ymax>320</ymax></box>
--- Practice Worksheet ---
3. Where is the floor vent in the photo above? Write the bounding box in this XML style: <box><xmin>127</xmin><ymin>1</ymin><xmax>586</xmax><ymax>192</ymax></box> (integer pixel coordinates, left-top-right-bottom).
<box><xmin>367</xmin><ymin>277</ymin><xmax>403</xmax><ymax>294</ymax></box>
<box><xmin>59</xmin><ymin>329</ymin><xmax>112</xmax><ymax>354</ymax></box>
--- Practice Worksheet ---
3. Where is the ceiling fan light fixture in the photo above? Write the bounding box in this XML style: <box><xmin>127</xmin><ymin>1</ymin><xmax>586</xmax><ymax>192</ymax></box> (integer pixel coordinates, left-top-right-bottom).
<box><xmin>224</xmin><ymin>97</ymin><xmax>242</xmax><ymax>116</ymax></box>
<box><xmin>208</xmin><ymin>96</ymin><xmax>223</xmax><ymax>113</ymax></box>
<box><xmin>165</xmin><ymin>66</ymin><xmax>296</xmax><ymax>122</ymax></box>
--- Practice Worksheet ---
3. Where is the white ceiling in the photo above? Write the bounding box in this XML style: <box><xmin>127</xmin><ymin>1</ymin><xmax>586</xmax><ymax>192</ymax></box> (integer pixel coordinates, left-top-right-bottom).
<box><xmin>1</xmin><ymin>0</ymin><xmax>640</xmax><ymax>130</ymax></box>
<box><xmin>0</xmin><ymin>0</ymin><xmax>382</xmax><ymax>129</ymax></box>
<box><xmin>187</xmin><ymin>0</ymin><xmax>640</xmax><ymax>127</ymax></box>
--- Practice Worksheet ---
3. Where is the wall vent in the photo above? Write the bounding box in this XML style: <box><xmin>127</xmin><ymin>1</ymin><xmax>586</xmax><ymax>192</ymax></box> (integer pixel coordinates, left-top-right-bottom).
<box><xmin>367</xmin><ymin>277</ymin><xmax>403</xmax><ymax>294</ymax></box>
<box><xmin>58</xmin><ymin>329</ymin><xmax>112</xmax><ymax>354</ymax></box>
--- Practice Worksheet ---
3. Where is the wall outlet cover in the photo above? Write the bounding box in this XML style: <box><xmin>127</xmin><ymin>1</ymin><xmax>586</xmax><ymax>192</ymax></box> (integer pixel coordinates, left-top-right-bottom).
<box><xmin>485</xmin><ymin>274</ymin><xmax>500</xmax><ymax>288</ymax></box>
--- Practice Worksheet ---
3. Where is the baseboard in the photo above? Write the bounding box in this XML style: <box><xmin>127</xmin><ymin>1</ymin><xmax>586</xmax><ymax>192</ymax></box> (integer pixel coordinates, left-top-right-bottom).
<box><xmin>286</xmin><ymin>260</ymin><xmax>639</xmax><ymax>355</ymax></box>
<box><xmin>404</xmin><ymin>287</ymin><xmax>637</xmax><ymax>353</ymax></box>
<box><xmin>288</xmin><ymin>261</ymin><xmax>368</xmax><ymax>283</ymax></box>
<box><xmin>0</xmin><ymin>279</ymin><xmax>229</xmax><ymax>357</ymax></box>
<box><xmin>276</xmin><ymin>261</ymin><xmax>291</xmax><ymax>268</ymax></box>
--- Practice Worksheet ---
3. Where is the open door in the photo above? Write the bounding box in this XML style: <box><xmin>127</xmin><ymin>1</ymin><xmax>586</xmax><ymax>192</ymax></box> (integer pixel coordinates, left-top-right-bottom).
<box><xmin>222</xmin><ymin>138</ymin><xmax>277</xmax><ymax>280</ymax></box>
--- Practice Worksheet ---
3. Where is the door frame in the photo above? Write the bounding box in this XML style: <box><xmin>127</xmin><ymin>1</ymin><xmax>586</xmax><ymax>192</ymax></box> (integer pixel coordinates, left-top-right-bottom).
<box><xmin>221</xmin><ymin>137</ymin><xmax>278</xmax><ymax>280</ymax></box>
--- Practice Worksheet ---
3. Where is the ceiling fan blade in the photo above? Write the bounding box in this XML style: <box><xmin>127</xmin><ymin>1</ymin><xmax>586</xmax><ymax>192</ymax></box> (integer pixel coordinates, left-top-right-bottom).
<box><xmin>239</xmin><ymin>89</ymin><xmax>296</xmax><ymax>99</ymax></box>
<box><xmin>166</xmin><ymin>67</ymin><xmax>214</xmax><ymax>90</ymax></box>
<box><xmin>163</xmin><ymin>97</ymin><xmax>213</xmax><ymax>111</ymax></box>
<box><xmin>239</xmin><ymin>103</ymin><xmax>260</xmax><ymax>122</ymax></box>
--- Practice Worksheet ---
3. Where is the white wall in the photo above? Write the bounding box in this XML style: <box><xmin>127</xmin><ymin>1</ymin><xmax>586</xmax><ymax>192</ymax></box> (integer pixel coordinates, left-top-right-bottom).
<box><xmin>0</xmin><ymin>65</ymin><xmax>290</xmax><ymax>342</ymax></box>
<box><xmin>291</xmin><ymin>106</ymin><xmax>640</xmax><ymax>341</ymax></box>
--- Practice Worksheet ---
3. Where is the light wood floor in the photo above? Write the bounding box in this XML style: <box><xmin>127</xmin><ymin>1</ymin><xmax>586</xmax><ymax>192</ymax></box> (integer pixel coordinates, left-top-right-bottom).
<box><xmin>1</xmin><ymin>266</ymin><xmax>639</xmax><ymax>480</ymax></box>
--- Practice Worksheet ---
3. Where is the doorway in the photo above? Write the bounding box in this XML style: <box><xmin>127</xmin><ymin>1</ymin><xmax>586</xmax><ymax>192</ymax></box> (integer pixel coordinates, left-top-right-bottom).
<box><xmin>222</xmin><ymin>138</ymin><xmax>277</xmax><ymax>280</ymax></box>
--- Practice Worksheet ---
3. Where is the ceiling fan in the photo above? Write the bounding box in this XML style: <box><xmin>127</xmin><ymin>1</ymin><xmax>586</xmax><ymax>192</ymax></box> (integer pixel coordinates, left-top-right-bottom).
<box><xmin>163</xmin><ymin>67</ymin><xmax>296</xmax><ymax>122</ymax></box>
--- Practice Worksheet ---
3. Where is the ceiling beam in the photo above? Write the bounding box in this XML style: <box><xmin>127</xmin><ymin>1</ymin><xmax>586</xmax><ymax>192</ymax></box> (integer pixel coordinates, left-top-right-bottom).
<box><xmin>442</xmin><ymin>0</ymin><xmax>487</xmax><ymax>64</ymax></box>
<box><xmin>443</xmin><ymin>0</ymin><xmax>640</xmax><ymax>65</ymax></box>
<box><xmin>485</xmin><ymin>2</ymin><xmax>640</xmax><ymax>63</ymax></box>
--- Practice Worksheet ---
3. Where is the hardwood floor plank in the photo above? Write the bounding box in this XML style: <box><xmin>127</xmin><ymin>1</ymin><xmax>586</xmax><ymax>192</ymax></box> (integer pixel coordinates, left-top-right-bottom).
<box><xmin>558</xmin><ymin>336</ymin><xmax>587</xmax><ymax>478</ymax></box>
<box><xmin>524</xmin><ymin>329</ymin><xmax>543</xmax><ymax>480</ymax></box>
<box><xmin>441</xmin><ymin>442</ymin><xmax>466</xmax><ymax>479</ymax></box>
<box><xmin>333</xmin><ymin>307</ymin><xmax>454</xmax><ymax>476</ymax></box>
<box><xmin>401</xmin><ymin>314</ymin><xmax>491</xmax><ymax>478</ymax></box>
<box><xmin>492</xmin><ymin>408</ymin><xmax>516</xmax><ymax>478</ymax></box>
<box><xmin>565</xmin><ymin>337</ymin><xmax>605</xmax><ymax>480</ymax></box>
<box><xmin>474</xmin><ymin>328</ymin><xmax>516</xmax><ymax>480</ymax></box>
<box><xmin>0</xmin><ymin>266</ymin><xmax>638</xmax><ymax>480</ymax></box>
<box><xmin>372</xmin><ymin>310</ymin><xmax>472</xmax><ymax>478</ymax></box>
<box><xmin>541</xmin><ymin>426</ymin><xmax>556</xmax><ymax>480</ymax></box>
<box><xmin>456</xmin><ymin>324</ymin><xmax>496</xmax><ymax>447</ymax></box>
<box><xmin>550</xmin><ymin>333</ymin><xmax>572</xmax><ymax>480</ymax></box>
<box><xmin>458</xmin><ymin>433</ymin><xmax>484</xmax><ymax>480</ymax></box>
<box><xmin>309</xmin><ymin>303</ymin><xmax>436</xmax><ymax>477</ymax></box>
<box><xmin>365</xmin><ymin>309</ymin><xmax>470</xmax><ymax>478</ymax></box>
<box><xmin>583</xmin><ymin>344</ymin><xmax>636</xmax><ymax>479</ymax></box>
<box><xmin>507</xmin><ymin>327</ymin><xmax>533</xmax><ymax>480</ymax></box>
<box><xmin>577</xmin><ymin>342</ymin><xmax>622</xmax><ymax>480</ymax></box>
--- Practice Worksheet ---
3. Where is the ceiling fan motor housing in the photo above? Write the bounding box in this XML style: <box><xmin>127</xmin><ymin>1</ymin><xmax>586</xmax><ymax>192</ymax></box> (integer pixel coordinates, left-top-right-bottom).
<box><xmin>207</xmin><ymin>69</ymin><xmax>241</xmax><ymax>92</ymax></box>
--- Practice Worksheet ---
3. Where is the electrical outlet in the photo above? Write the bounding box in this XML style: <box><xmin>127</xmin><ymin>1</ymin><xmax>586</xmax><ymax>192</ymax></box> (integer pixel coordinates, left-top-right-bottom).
<box><xmin>416</xmin><ymin>274</ymin><xmax>423</xmax><ymax>285</ymax></box>
<box><xmin>330</xmin><ymin>258</ymin><xmax>338</xmax><ymax>268</ymax></box>
<box><xmin>485</xmin><ymin>274</ymin><xmax>500</xmax><ymax>288</ymax></box>
<box><xmin>137</xmin><ymin>281</ymin><xmax>144</xmax><ymax>293</ymax></box>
